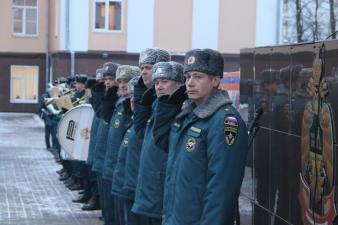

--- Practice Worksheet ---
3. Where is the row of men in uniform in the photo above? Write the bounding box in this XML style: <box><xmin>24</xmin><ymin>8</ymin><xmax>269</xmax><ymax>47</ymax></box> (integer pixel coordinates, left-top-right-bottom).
<box><xmin>45</xmin><ymin>47</ymin><xmax>249</xmax><ymax>225</ymax></box>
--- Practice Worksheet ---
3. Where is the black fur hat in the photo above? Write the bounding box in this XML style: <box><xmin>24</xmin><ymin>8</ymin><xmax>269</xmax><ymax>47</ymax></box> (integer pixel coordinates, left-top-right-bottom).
<box><xmin>184</xmin><ymin>49</ymin><xmax>224</xmax><ymax>78</ymax></box>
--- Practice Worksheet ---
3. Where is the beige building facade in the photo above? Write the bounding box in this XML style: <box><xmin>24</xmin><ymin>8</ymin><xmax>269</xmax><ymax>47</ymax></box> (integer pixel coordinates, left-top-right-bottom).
<box><xmin>0</xmin><ymin>0</ymin><xmax>257</xmax><ymax>112</ymax></box>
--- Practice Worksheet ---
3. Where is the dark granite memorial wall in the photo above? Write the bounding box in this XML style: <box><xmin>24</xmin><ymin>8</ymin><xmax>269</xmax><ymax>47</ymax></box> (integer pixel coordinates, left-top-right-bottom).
<box><xmin>240</xmin><ymin>40</ymin><xmax>338</xmax><ymax>225</ymax></box>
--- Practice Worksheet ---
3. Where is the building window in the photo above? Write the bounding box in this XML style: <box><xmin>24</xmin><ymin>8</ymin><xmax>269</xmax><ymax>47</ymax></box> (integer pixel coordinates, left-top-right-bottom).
<box><xmin>94</xmin><ymin>0</ymin><xmax>122</xmax><ymax>32</ymax></box>
<box><xmin>12</xmin><ymin>0</ymin><xmax>38</xmax><ymax>36</ymax></box>
<box><xmin>10</xmin><ymin>65</ymin><xmax>39</xmax><ymax>103</ymax></box>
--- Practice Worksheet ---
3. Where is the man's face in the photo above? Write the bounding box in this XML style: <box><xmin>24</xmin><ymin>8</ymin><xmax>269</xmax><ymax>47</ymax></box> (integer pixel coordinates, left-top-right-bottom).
<box><xmin>104</xmin><ymin>76</ymin><xmax>116</xmax><ymax>89</ymax></box>
<box><xmin>140</xmin><ymin>64</ymin><xmax>153</xmax><ymax>88</ymax></box>
<box><xmin>118</xmin><ymin>79</ymin><xmax>129</xmax><ymax>96</ymax></box>
<box><xmin>85</xmin><ymin>88</ymin><xmax>92</xmax><ymax>98</ymax></box>
<box><xmin>75</xmin><ymin>82</ymin><xmax>85</xmax><ymax>92</ymax></box>
<box><xmin>154</xmin><ymin>78</ymin><xmax>179</xmax><ymax>97</ymax></box>
<box><xmin>185</xmin><ymin>71</ymin><xmax>220</xmax><ymax>105</ymax></box>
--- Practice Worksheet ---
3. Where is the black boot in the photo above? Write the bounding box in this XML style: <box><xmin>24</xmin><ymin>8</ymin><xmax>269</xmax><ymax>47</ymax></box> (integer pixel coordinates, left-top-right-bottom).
<box><xmin>68</xmin><ymin>182</ymin><xmax>84</xmax><ymax>191</ymax></box>
<box><xmin>64</xmin><ymin>176</ymin><xmax>76</xmax><ymax>186</ymax></box>
<box><xmin>81</xmin><ymin>195</ymin><xmax>100</xmax><ymax>211</ymax></box>
<box><xmin>68</xmin><ymin>177</ymin><xmax>84</xmax><ymax>191</ymax></box>
<box><xmin>55</xmin><ymin>155</ymin><xmax>62</xmax><ymax>164</ymax></box>
<box><xmin>72</xmin><ymin>193</ymin><xmax>91</xmax><ymax>203</ymax></box>
<box><xmin>59</xmin><ymin>172</ymin><xmax>70</xmax><ymax>181</ymax></box>
<box><xmin>56</xmin><ymin>168</ymin><xmax>65</xmax><ymax>175</ymax></box>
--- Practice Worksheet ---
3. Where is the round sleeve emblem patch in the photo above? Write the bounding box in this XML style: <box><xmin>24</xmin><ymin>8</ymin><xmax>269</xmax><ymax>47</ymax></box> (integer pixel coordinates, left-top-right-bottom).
<box><xmin>224</xmin><ymin>116</ymin><xmax>238</xmax><ymax>146</ymax></box>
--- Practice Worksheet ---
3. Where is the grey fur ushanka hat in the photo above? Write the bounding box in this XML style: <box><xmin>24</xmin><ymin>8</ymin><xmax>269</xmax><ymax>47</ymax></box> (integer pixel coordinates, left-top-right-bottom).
<box><xmin>184</xmin><ymin>48</ymin><xmax>224</xmax><ymax>78</ymax></box>
<box><xmin>116</xmin><ymin>65</ymin><xmax>141</xmax><ymax>81</ymax></box>
<box><xmin>139</xmin><ymin>48</ymin><xmax>171</xmax><ymax>66</ymax></box>
<box><xmin>152</xmin><ymin>61</ymin><xmax>184</xmax><ymax>83</ymax></box>
<box><xmin>102</xmin><ymin>62</ymin><xmax>120</xmax><ymax>77</ymax></box>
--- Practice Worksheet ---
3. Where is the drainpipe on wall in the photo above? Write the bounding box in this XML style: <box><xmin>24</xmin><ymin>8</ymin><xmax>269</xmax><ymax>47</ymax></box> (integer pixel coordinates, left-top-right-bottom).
<box><xmin>45</xmin><ymin>0</ymin><xmax>50</xmax><ymax>88</ymax></box>
<box><xmin>66</xmin><ymin>0</ymin><xmax>75</xmax><ymax>76</ymax></box>
<box><xmin>70</xmin><ymin>51</ymin><xmax>75</xmax><ymax>76</ymax></box>
<box><xmin>276</xmin><ymin>0</ymin><xmax>281</xmax><ymax>45</ymax></box>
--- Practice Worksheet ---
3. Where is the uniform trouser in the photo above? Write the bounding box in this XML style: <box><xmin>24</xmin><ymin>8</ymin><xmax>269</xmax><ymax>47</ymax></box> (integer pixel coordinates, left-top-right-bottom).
<box><xmin>44</xmin><ymin>124</ymin><xmax>52</xmax><ymax>149</ymax></box>
<box><xmin>81</xmin><ymin>165</ymin><xmax>98</xmax><ymax>197</ymax></box>
<box><xmin>113</xmin><ymin>195</ymin><xmax>125</xmax><ymax>225</ymax></box>
<box><xmin>72</xmin><ymin>161</ymin><xmax>87</xmax><ymax>179</ymax></box>
<box><xmin>148</xmin><ymin>218</ymin><xmax>161</xmax><ymax>225</ymax></box>
<box><xmin>86</xmin><ymin>165</ymin><xmax>98</xmax><ymax>196</ymax></box>
<box><xmin>102</xmin><ymin>178</ymin><xmax>117</xmax><ymax>225</ymax></box>
<box><xmin>61</xmin><ymin>159</ymin><xmax>73</xmax><ymax>175</ymax></box>
<box><xmin>51</xmin><ymin>123</ymin><xmax>60</xmax><ymax>151</ymax></box>
<box><xmin>97</xmin><ymin>173</ymin><xmax>105</xmax><ymax>218</ymax></box>
<box><xmin>124</xmin><ymin>199</ymin><xmax>149</xmax><ymax>225</ymax></box>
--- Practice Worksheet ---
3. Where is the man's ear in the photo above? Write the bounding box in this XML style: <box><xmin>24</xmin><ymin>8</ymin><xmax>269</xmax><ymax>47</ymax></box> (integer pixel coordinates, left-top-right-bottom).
<box><xmin>212</xmin><ymin>76</ymin><xmax>221</xmax><ymax>88</ymax></box>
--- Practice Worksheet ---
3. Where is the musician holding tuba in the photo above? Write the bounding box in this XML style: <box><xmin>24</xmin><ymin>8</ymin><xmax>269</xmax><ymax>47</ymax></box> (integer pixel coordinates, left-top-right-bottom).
<box><xmin>72</xmin><ymin>74</ymin><xmax>88</xmax><ymax>102</ymax></box>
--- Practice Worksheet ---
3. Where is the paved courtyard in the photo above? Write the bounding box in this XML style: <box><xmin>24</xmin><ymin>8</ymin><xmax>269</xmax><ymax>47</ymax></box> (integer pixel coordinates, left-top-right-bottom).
<box><xmin>0</xmin><ymin>113</ymin><xmax>101</xmax><ymax>225</ymax></box>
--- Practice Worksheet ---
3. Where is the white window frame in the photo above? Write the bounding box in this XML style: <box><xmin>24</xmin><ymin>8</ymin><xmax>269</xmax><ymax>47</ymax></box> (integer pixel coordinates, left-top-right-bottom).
<box><xmin>12</xmin><ymin>0</ymin><xmax>39</xmax><ymax>37</ymax></box>
<box><xmin>10</xmin><ymin>65</ymin><xmax>39</xmax><ymax>104</ymax></box>
<box><xmin>93</xmin><ymin>0</ymin><xmax>123</xmax><ymax>33</ymax></box>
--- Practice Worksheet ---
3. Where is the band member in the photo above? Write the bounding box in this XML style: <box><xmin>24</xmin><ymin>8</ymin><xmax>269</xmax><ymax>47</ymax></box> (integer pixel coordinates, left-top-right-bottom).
<box><xmin>71</xmin><ymin>76</ymin><xmax>101</xmax><ymax>211</ymax></box>
<box><xmin>158</xmin><ymin>49</ymin><xmax>248</xmax><ymax>225</ymax></box>
<box><xmin>38</xmin><ymin>86</ymin><xmax>54</xmax><ymax>151</ymax></box>
<box><xmin>64</xmin><ymin>74</ymin><xmax>89</xmax><ymax>191</ymax></box>
<box><xmin>91</xmin><ymin>62</ymin><xmax>120</xmax><ymax>221</ymax></box>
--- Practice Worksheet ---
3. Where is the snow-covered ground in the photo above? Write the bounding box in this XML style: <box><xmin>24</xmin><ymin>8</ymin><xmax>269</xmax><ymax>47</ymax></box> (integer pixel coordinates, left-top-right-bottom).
<box><xmin>0</xmin><ymin>113</ymin><xmax>101</xmax><ymax>225</ymax></box>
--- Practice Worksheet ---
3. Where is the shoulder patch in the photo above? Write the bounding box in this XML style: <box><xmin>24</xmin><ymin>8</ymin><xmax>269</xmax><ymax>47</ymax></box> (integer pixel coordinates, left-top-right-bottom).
<box><xmin>224</xmin><ymin>116</ymin><xmax>238</xmax><ymax>146</ymax></box>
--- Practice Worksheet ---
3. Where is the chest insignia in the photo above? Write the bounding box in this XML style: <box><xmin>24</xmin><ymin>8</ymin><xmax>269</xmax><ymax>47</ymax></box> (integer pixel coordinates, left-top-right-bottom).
<box><xmin>123</xmin><ymin>138</ymin><xmax>128</xmax><ymax>147</ymax></box>
<box><xmin>185</xmin><ymin>137</ymin><xmax>196</xmax><ymax>152</ymax></box>
<box><xmin>114</xmin><ymin>119</ymin><xmax>120</xmax><ymax>128</ymax></box>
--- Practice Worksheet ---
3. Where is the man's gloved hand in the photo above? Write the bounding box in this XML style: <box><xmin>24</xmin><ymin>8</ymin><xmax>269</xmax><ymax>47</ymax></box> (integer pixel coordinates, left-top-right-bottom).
<box><xmin>123</xmin><ymin>98</ymin><xmax>133</xmax><ymax>116</ymax></box>
<box><xmin>106</xmin><ymin>86</ymin><xmax>119</xmax><ymax>100</ymax></box>
<box><xmin>134</xmin><ymin>76</ymin><xmax>147</xmax><ymax>89</ymax></box>
<box><xmin>140</xmin><ymin>86</ymin><xmax>156</xmax><ymax>106</ymax></box>
<box><xmin>101</xmin><ymin>86</ymin><xmax>119</xmax><ymax>123</ymax></box>
<box><xmin>134</xmin><ymin>77</ymin><xmax>148</xmax><ymax>103</ymax></box>
<box><xmin>158</xmin><ymin>85</ymin><xmax>187</xmax><ymax>105</ymax></box>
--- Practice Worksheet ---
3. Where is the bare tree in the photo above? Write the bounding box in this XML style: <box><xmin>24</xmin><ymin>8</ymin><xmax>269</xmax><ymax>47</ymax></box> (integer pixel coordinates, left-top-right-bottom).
<box><xmin>329</xmin><ymin>0</ymin><xmax>336</xmax><ymax>38</ymax></box>
<box><xmin>296</xmin><ymin>0</ymin><xmax>303</xmax><ymax>42</ymax></box>
<box><xmin>283</xmin><ymin>0</ymin><xmax>335</xmax><ymax>43</ymax></box>
<box><xmin>314</xmin><ymin>0</ymin><xmax>319</xmax><ymax>40</ymax></box>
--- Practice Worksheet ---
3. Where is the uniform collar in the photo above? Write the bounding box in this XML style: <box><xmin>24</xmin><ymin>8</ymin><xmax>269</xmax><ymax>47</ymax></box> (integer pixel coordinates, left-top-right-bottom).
<box><xmin>116</xmin><ymin>95</ymin><xmax>128</xmax><ymax>106</ymax></box>
<box><xmin>177</xmin><ymin>89</ymin><xmax>232</xmax><ymax>119</ymax></box>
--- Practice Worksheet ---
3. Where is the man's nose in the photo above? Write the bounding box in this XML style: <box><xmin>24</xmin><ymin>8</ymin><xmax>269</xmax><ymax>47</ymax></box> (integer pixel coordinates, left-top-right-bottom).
<box><xmin>186</xmin><ymin>78</ymin><xmax>194</xmax><ymax>86</ymax></box>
